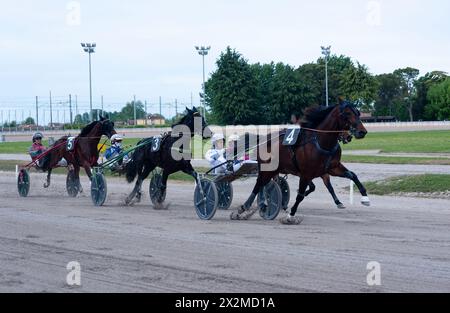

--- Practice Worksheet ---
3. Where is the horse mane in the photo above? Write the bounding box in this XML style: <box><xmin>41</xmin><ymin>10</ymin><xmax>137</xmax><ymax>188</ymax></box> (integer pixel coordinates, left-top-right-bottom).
<box><xmin>52</xmin><ymin>136</ymin><xmax>69</xmax><ymax>147</ymax></box>
<box><xmin>300</xmin><ymin>105</ymin><xmax>336</xmax><ymax>128</ymax></box>
<box><xmin>79</xmin><ymin>121</ymin><xmax>99</xmax><ymax>137</ymax></box>
<box><xmin>171</xmin><ymin>113</ymin><xmax>190</xmax><ymax>128</ymax></box>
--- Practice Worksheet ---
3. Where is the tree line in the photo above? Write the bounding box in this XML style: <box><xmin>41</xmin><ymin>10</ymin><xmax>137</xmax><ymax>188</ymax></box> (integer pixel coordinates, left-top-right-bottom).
<box><xmin>204</xmin><ymin>47</ymin><xmax>449</xmax><ymax>125</ymax></box>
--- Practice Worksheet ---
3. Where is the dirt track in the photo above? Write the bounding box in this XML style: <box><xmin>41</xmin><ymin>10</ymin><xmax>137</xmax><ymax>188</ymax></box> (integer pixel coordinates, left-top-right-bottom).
<box><xmin>0</xmin><ymin>166</ymin><xmax>449</xmax><ymax>292</ymax></box>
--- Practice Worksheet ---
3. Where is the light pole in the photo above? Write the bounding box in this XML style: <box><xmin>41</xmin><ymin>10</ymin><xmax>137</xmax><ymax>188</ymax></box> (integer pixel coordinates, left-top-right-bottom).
<box><xmin>81</xmin><ymin>42</ymin><xmax>96</xmax><ymax>121</ymax></box>
<box><xmin>321</xmin><ymin>45</ymin><xmax>331</xmax><ymax>106</ymax></box>
<box><xmin>195</xmin><ymin>45</ymin><xmax>210</xmax><ymax>119</ymax></box>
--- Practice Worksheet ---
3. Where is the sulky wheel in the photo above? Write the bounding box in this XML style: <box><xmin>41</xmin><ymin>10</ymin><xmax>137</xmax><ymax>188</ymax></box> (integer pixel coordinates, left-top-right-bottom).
<box><xmin>149</xmin><ymin>172</ymin><xmax>166</xmax><ymax>205</ymax></box>
<box><xmin>275</xmin><ymin>176</ymin><xmax>290</xmax><ymax>210</ymax></box>
<box><xmin>216</xmin><ymin>181</ymin><xmax>233</xmax><ymax>210</ymax></box>
<box><xmin>194</xmin><ymin>178</ymin><xmax>218</xmax><ymax>220</ymax></box>
<box><xmin>66</xmin><ymin>170</ymin><xmax>80</xmax><ymax>198</ymax></box>
<box><xmin>257</xmin><ymin>180</ymin><xmax>282</xmax><ymax>220</ymax></box>
<box><xmin>17</xmin><ymin>169</ymin><xmax>30</xmax><ymax>197</ymax></box>
<box><xmin>91</xmin><ymin>172</ymin><xmax>107</xmax><ymax>206</ymax></box>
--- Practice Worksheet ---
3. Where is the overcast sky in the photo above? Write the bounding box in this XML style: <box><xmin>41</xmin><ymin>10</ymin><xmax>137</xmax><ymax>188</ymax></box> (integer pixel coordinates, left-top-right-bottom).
<box><xmin>0</xmin><ymin>0</ymin><xmax>449</xmax><ymax>123</ymax></box>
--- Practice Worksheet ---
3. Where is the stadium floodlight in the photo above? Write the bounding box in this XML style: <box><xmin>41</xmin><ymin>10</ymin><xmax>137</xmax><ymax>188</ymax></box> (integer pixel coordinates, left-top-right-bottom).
<box><xmin>321</xmin><ymin>45</ymin><xmax>331</xmax><ymax>106</ymax></box>
<box><xmin>81</xmin><ymin>42</ymin><xmax>96</xmax><ymax>121</ymax></box>
<box><xmin>194</xmin><ymin>45</ymin><xmax>211</xmax><ymax>120</ymax></box>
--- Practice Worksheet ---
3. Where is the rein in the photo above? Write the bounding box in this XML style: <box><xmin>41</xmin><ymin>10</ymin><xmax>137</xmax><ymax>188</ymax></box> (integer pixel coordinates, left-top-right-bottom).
<box><xmin>301</xmin><ymin>127</ymin><xmax>349</xmax><ymax>134</ymax></box>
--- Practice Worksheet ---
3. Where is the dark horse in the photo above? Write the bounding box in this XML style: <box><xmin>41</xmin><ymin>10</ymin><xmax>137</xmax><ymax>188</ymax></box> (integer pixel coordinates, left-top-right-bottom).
<box><xmin>40</xmin><ymin>116</ymin><xmax>116</xmax><ymax>190</ymax></box>
<box><xmin>124</xmin><ymin>107</ymin><xmax>211</xmax><ymax>206</ymax></box>
<box><xmin>232</xmin><ymin>98</ymin><xmax>370</xmax><ymax>224</ymax></box>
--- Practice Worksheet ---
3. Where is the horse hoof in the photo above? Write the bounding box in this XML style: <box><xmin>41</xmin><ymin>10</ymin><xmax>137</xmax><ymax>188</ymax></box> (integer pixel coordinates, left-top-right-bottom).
<box><xmin>124</xmin><ymin>198</ymin><xmax>134</xmax><ymax>206</ymax></box>
<box><xmin>43</xmin><ymin>183</ymin><xmax>49</xmax><ymax>188</ymax></box>
<box><xmin>280</xmin><ymin>214</ymin><xmax>303</xmax><ymax>225</ymax></box>
<box><xmin>337</xmin><ymin>203</ymin><xmax>346</xmax><ymax>209</ymax></box>
<box><xmin>239</xmin><ymin>206</ymin><xmax>258</xmax><ymax>220</ymax></box>
<box><xmin>361</xmin><ymin>196</ymin><xmax>371</xmax><ymax>206</ymax></box>
<box><xmin>230</xmin><ymin>211</ymin><xmax>241</xmax><ymax>220</ymax></box>
<box><xmin>153</xmin><ymin>203</ymin><xmax>168</xmax><ymax>210</ymax></box>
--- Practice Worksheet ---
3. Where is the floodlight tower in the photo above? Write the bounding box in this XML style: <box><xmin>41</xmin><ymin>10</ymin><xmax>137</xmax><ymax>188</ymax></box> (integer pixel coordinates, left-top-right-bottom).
<box><xmin>321</xmin><ymin>45</ymin><xmax>331</xmax><ymax>106</ymax></box>
<box><xmin>195</xmin><ymin>45</ymin><xmax>211</xmax><ymax>119</ymax></box>
<box><xmin>81</xmin><ymin>42</ymin><xmax>96</xmax><ymax>121</ymax></box>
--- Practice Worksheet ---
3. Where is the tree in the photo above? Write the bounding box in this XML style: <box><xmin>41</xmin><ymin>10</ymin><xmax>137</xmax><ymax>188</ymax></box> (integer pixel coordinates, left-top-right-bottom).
<box><xmin>295</xmin><ymin>62</ymin><xmax>323</xmax><ymax>106</ymax></box>
<box><xmin>251</xmin><ymin>62</ymin><xmax>275</xmax><ymax>123</ymax></box>
<box><xmin>205</xmin><ymin>47</ymin><xmax>260</xmax><ymax>125</ymax></box>
<box><xmin>374</xmin><ymin>73</ymin><xmax>402</xmax><ymax>116</ymax></box>
<box><xmin>73</xmin><ymin>114</ymin><xmax>83</xmax><ymax>125</ymax></box>
<box><xmin>318</xmin><ymin>55</ymin><xmax>355</xmax><ymax>104</ymax></box>
<box><xmin>81</xmin><ymin>112</ymin><xmax>90</xmax><ymax>123</ymax></box>
<box><xmin>394</xmin><ymin>67</ymin><xmax>420</xmax><ymax>121</ymax></box>
<box><xmin>341</xmin><ymin>62</ymin><xmax>377</xmax><ymax>112</ymax></box>
<box><xmin>117</xmin><ymin>100</ymin><xmax>146</xmax><ymax>122</ymax></box>
<box><xmin>414</xmin><ymin>71</ymin><xmax>448</xmax><ymax>120</ymax></box>
<box><xmin>24</xmin><ymin>117</ymin><xmax>35</xmax><ymax>125</ymax></box>
<box><xmin>425</xmin><ymin>78</ymin><xmax>450</xmax><ymax>120</ymax></box>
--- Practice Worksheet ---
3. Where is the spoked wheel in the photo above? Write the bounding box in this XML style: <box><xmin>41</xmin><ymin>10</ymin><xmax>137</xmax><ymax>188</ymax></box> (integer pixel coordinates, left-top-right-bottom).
<box><xmin>216</xmin><ymin>181</ymin><xmax>233</xmax><ymax>210</ymax></box>
<box><xmin>91</xmin><ymin>172</ymin><xmax>107</xmax><ymax>206</ymax></box>
<box><xmin>66</xmin><ymin>170</ymin><xmax>79</xmax><ymax>198</ymax></box>
<box><xmin>194</xmin><ymin>178</ymin><xmax>218</xmax><ymax>220</ymax></box>
<box><xmin>275</xmin><ymin>176</ymin><xmax>290</xmax><ymax>210</ymax></box>
<box><xmin>257</xmin><ymin>180</ymin><xmax>282</xmax><ymax>220</ymax></box>
<box><xmin>149</xmin><ymin>172</ymin><xmax>166</xmax><ymax>205</ymax></box>
<box><xmin>17</xmin><ymin>169</ymin><xmax>30</xmax><ymax>197</ymax></box>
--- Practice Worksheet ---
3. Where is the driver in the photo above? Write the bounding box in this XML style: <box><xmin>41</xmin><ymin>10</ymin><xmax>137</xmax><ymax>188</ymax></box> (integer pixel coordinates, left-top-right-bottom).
<box><xmin>28</xmin><ymin>132</ymin><xmax>68</xmax><ymax>168</ymax></box>
<box><xmin>104</xmin><ymin>134</ymin><xmax>129</xmax><ymax>170</ymax></box>
<box><xmin>205</xmin><ymin>133</ymin><xmax>227</xmax><ymax>174</ymax></box>
<box><xmin>28</xmin><ymin>132</ymin><xmax>46</xmax><ymax>166</ymax></box>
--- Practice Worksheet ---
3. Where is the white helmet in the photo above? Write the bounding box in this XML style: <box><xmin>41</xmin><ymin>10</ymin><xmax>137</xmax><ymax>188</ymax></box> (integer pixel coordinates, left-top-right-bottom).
<box><xmin>228</xmin><ymin>134</ymin><xmax>240</xmax><ymax>143</ymax></box>
<box><xmin>211</xmin><ymin>133</ymin><xmax>225</xmax><ymax>144</ymax></box>
<box><xmin>111</xmin><ymin>134</ymin><xmax>123</xmax><ymax>143</ymax></box>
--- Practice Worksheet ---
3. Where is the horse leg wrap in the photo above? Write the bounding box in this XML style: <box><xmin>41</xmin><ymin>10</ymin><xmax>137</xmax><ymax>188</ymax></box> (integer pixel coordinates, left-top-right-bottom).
<box><xmin>280</xmin><ymin>212</ymin><xmax>303</xmax><ymax>225</ymax></box>
<box><xmin>230</xmin><ymin>193</ymin><xmax>257</xmax><ymax>220</ymax></box>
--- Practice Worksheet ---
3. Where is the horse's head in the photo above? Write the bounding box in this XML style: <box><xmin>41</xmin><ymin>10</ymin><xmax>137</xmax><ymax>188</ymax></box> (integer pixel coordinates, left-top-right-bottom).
<box><xmin>99</xmin><ymin>115</ymin><xmax>116</xmax><ymax>139</ymax></box>
<box><xmin>175</xmin><ymin>107</ymin><xmax>211</xmax><ymax>139</ymax></box>
<box><xmin>337</xmin><ymin>98</ymin><xmax>367</xmax><ymax>139</ymax></box>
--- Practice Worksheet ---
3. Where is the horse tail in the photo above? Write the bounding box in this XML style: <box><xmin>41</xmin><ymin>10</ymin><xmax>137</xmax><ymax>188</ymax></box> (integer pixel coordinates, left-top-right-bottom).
<box><xmin>125</xmin><ymin>155</ymin><xmax>138</xmax><ymax>183</ymax></box>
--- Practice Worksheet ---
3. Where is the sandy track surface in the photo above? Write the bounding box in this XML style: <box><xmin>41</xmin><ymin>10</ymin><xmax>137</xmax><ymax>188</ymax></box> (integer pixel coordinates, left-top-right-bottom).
<box><xmin>0</xmin><ymin>168</ymin><xmax>449</xmax><ymax>292</ymax></box>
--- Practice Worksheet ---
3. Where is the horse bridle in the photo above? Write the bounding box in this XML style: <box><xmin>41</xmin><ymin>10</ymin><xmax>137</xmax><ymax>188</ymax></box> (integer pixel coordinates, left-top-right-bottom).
<box><xmin>339</xmin><ymin>101</ymin><xmax>361</xmax><ymax>138</ymax></box>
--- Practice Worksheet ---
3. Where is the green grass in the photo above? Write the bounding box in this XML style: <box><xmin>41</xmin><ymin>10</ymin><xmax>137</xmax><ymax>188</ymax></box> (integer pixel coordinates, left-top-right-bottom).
<box><xmin>0</xmin><ymin>140</ymin><xmax>51</xmax><ymax>154</ymax></box>
<box><xmin>342</xmin><ymin>130</ymin><xmax>450</xmax><ymax>153</ymax></box>
<box><xmin>2</xmin><ymin>130</ymin><xmax>449</xmax><ymax>154</ymax></box>
<box><xmin>342</xmin><ymin>155</ymin><xmax>450</xmax><ymax>165</ymax></box>
<box><xmin>363</xmin><ymin>174</ymin><xmax>450</xmax><ymax>195</ymax></box>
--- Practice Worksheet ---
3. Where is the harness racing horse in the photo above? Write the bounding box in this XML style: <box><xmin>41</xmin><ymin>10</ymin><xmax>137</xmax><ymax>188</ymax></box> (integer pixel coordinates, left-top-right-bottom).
<box><xmin>124</xmin><ymin>107</ymin><xmax>211</xmax><ymax>206</ymax></box>
<box><xmin>232</xmin><ymin>98</ymin><xmax>370</xmax><ymax>224</ymax></box>
<box><xmin>40</xmin><ymin>116</ymin><xmax>116</xmax><ymax>192</ymax></box>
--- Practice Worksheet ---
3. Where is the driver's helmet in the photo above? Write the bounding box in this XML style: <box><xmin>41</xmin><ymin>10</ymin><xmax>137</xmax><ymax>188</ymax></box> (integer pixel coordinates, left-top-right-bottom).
<box><xmin>228</xmin><ymin>134</ymin><xmax>240</xmax><ymax>143</ymax></box>
<box><xmin>110</xmin><ymin>134</ymin><xmax>123</xmax><ymax>146</ymax></box>
<box><xmin>211</xmin><ymin>133</ymin><xmax>225</xmax><ymax>146</ymax></box>
<box><xmin>32</xmin><ymin>132</ymin><xmax>44</xmax><ymax>143</ymax></box>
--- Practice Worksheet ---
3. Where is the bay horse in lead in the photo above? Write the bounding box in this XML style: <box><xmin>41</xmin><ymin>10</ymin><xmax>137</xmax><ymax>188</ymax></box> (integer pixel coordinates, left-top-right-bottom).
<box><xmin>232</xmin><ymin>98</ymin><xmax>370</xmax><ymax>224</ymax></box>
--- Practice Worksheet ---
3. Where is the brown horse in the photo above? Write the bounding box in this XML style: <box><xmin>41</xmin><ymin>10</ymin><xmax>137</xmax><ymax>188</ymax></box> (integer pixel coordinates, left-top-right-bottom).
<box><xmin>40</xmin><ymin>117</ymin><xmax>116</xmax><ymax>191</ymax></box>
<box><xmin>232</xmin><ymin>98</ymin><xmax>369</xmax><ymax>224</ymax></box>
